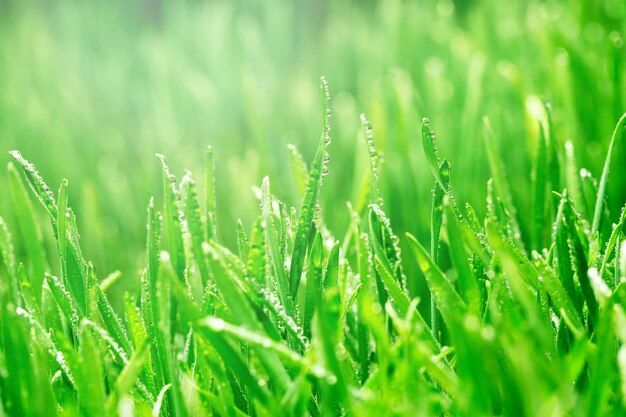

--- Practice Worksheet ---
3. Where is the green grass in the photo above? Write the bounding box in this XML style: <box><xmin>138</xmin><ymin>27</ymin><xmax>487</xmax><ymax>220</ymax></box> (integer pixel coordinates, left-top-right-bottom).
<box><xmin>2</xmin><ymin>79</ymin><xmax>626</xmax><ymax>415</ymax></box>
<box><xmin>2</xmin><ymin>0</ymin><xmax>626</xmax><ymax>415</ymax></box>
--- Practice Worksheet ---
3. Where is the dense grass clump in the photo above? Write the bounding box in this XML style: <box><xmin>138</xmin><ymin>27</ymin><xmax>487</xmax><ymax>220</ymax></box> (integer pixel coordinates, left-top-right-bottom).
<box><xmin>1</xmin><ymin>76</ymin><xmax>626</xmax><ymax>416</ymax></box>
<box><xmin>2</xmin><ymin>1</ymin><xmax>626</xmax><ymax>415</ymax></box>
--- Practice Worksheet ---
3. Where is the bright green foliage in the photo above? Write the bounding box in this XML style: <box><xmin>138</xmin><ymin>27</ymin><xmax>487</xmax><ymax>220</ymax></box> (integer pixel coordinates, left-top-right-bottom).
<box><xmin>2</xmin><ymin>83</ymin><xmax>626</xmax><ymax>416</ymax></box>
<box><xmin>2</xmin><ymin>2</ymin><xmax>626</xmax><ymax>416</ymax></box>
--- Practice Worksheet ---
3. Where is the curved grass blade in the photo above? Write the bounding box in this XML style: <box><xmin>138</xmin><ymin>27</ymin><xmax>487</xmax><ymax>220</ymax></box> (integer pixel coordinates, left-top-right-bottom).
<box><xmin>170</xmin><ymin>269</ymin><xmax>290</xmax><ymax>411</ymax></box>
<box><xmin>8</xmin><ymin>162</ymin><xmax>47</xmax><ymax>298</ymax></box>
<box><xmin>406</xmin><ymin>233</ymin><xmax>467</xmax><ymax>328</ymax></box>
<box><xmin>141</xmin><ymin>199</ymin><xmax>168</xmax><ymax>402</ymax></box>
<box><xmin>203</xmin><ymin>241</ymin><xmax>291</xmax><ymax>390</ymax></box>
<box><xmin>421</xmin><ymin>118</ymin><xmax>446</xmax><ymax>191</ymax></box>
<box><xmin>195</xmin><ymin>318</ymin><xmax>272</xmax><ymax>408</ymax></box>
<box><xmin>199</xmin><ymin>316</ymin><xmax>330</xmax><ymax>380</ymax></box>
<box><xmin>45</xmin><ymin>273</ymin><xmax>81</xmax><ymax>337</ymax></box>
<box><xmin>156</xmin><ymin>154</ymin><xmax>187</xmax><ymax>284</ymax></box>
<box><xmin>360</xmin><ymin>113</ymin><xmax>382</xmax><ymax>206</ymax></box>
<box><xmin>533</xmin><ymin>253</ymin><xmax>585</xmax><ymax>337</ymax></box>
<box><xmin>369</xmin><ymin>204</ymin><xmax>404</xmax><ymax>289</ymax></box>
<box><xmin>9</xmin><ymin>150</ymin><xmax>58</xmax><ymax>226</ymax></box>
<box><xmin>261</xmin><ymin>177</ymin><xmax>296</xmax><ymax>319</ymax></box>
<box><xmin>106</xmin><ymin>341</ymin><xmax>150</xmax><ymax>416</ymax></box>
<box><xmin>372</xmin><ymin>257</ymin><xmax>410</xmax><ymax>316</ymax></box>
<box><xmin>236</xmin><ymin>219</ymin><xmax>250</xmax><ymax>263</ymax></box>
<box><xmin>181</xmin><ymin>171</ymin><xmax>211</xmax><ymax>287</ymax></box>
<box><xmin>592</xmin><ymin>112</ymin><xmax>626</xmax><ymax>235</ymax></box>
<box><xmin>289</xmin><ymin>76</ymin><xmax>332</xmax><ymax>298</ymax></box>
<box><xmin>96</xmin><ymin>286</ymin><xmax>133</xmax><ymax>357</ymax></box>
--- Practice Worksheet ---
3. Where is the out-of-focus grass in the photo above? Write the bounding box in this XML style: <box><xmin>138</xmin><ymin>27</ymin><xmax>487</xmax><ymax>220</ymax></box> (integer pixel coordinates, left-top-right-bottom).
<box><xmin>0</xmin><ymin>0</ymin><xmax>625</xmax><ymax>297</ymax></box>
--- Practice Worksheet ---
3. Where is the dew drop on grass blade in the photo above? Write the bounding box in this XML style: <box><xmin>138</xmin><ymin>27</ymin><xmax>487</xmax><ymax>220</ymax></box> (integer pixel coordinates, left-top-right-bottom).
<box><xmin>45</xmin><ymin>273</ymin><xmax>82</xmax><ymax>338</ymax></box>
<box><xmin>368</xmin><ymin>205</ymin><xmax>405</xmax><ymax>290</ymax></box>
<box><xmin>361</xmin><ymin>113</ymin><xmax>382</xmax><ymax>206</ymax></box>
<box><xmin>140</xmin><ymin>198</ymin><xmax>169</xmax><ymax>402</ymax></box>
<box><xmin>10</xmin><ymin>155</ymin><xmax>89</xmax><ymax>314</ymax></box>
<box><xmin>202</xmin><ymin>240</ymin><xmax>291</xmax><ymax>391</ymax></box>
<box><xmin>170</xmin><ymin>273</ymin><xmax>279</xmax><ymax>412</ymax></box>
<box><xmin>289</xmin><ymin>76</ymin><xmax>332</xmax><ymax>298</ymax></box>
<box><xmin>236</xmin><ymin>219</ymin><xmax>250</xmax><ymax>263</ymax></box>
<box><xmin>181</xmin><ymin>171</ymin><xmax>211</xmax><ymax>287</ymax></box>
<box><xmin>420</xmin><ymin>118</ymin><xmax>446</xmax><ymax>190</ymax></box>
<box><xmin>9</xmin><ymin>150</ymin><xmax>58</xmax><ymax>226</ymax></box>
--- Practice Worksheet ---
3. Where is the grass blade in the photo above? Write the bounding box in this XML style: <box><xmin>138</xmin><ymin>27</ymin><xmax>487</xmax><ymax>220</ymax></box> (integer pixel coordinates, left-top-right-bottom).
<box><xmin>7</xmin><ymin>162</ymin><xmax>47</xmax><ymax>299</ymax></box>
<box><xmin>406</xmin><ymin>233</ymin><xmax>467</xmax><ymax>328</ymax></box>
<box><xmin>592</xmin><ymin>112</ymin><xmax>626</xmax><ymax>235</ymax></box>
<box><xmin>289</xmin><ymin>76</ymin><xmax>332</xmax><ymax>297</ymax></box>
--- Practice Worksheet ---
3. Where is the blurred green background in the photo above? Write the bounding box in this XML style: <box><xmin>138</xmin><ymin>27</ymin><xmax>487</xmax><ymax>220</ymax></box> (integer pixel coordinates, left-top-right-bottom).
<box><xmin>1</xmin><ymin>0</ymin><xmax>625</xmax><ymax>297</ymax></box>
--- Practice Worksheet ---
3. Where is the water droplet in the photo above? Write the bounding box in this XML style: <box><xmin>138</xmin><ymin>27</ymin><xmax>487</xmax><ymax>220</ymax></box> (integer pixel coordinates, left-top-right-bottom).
<box><xmin>421</xmin><ymin>117</ymin><xmax>430</xmax><ymax>125</ymax></box>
